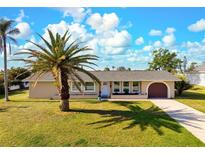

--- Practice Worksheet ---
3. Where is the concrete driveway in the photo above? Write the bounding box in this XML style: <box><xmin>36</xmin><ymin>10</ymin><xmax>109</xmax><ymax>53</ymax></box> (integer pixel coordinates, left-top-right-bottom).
<box><xmin>151</xmin><ymin>99</ymin><xmax>205</xmax><ymax>143</ymax></box>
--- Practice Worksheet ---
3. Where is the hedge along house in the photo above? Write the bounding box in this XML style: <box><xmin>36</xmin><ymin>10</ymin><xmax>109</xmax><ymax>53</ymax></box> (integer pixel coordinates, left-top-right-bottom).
<box><xmin>25</xmin><ymin>70</ymin><xmax>180</xmax><ymax>99</ymax></box>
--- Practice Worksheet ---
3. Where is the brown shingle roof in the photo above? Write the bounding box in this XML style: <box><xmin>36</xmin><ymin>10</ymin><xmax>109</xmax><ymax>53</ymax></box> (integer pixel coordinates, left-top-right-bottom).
<box><xmin>25</xmin><ymin>70</ymin><xmax>180</xmax><ymax>82</ymax></box>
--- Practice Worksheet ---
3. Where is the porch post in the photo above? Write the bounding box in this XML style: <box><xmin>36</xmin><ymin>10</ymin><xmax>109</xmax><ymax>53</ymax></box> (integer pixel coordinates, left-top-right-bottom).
<box><xmin>129</xmin><ymin>81</ymin><xmax>132</xmax><ymax>93</ymax></box>
<box><xmin>109</xmin><ymin>81</ymin><xmax>112</xmax><ymax>97</ymax></box>
<box><xmin>99</xmin><ymin>81</ymin><xmax>102</xmax><ymax>97</ymax></box>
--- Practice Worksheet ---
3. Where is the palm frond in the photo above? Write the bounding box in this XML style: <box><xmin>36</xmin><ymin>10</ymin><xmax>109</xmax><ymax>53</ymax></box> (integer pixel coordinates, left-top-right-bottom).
<box><xmin>32</xmin><ymin>71</ymin><xmax>47</xmax><ymax>87</ymax></box>
<box><xmin>8</xmin><ymin>36</ymin><xmax>18</xmax><ymax>45</ymax></box>
<box><xmin>8</xmin><ymin>41</ymin><xmax>11</xmax><ymax>55</ymax></box>
<box><xmin>47</xmin><ymin>29</ymin><xmax>56</xmax><ymax>46</ymax></box>
<box><xmin>72</xmin><ymin>66</ymin><xmax>100</xmax><ymax>84</ymax></box>
<box><xmin>69</xmin><ymin>69</ymin><xmax>85</xmax><ymax>86</ymax></box>
<box><xmin>0</xmin><ymin>37</ymin><xmax>2</xmax><ymax>50</ymax></box>
<box><xmin>7</xmin><ymin>28</ymin><xmax>20</xmax><ymax>35</ymax></box>
<box><xmin>36</xmin><ymin>32</ymin><xmax>53</xmax><ymax>52</ymax></box>
<box><xmin>26</xmin><ymin>40</ymin><xmax>52</xmax><ymax>55</ymax></box>
<box><xmin>69</xmin><ymin>75</ymin><xmax>82</xmax><ymax>92</ymax></box>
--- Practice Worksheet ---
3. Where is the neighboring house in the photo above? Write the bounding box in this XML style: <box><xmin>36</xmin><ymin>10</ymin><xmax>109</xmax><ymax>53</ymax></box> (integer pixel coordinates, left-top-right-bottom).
<box><xmin>186</xmin><ymin>64</ymin><xmax>205</xmax><ymax>86</ymax></box>
<box><xmin>25</xmin><ymin>70</ymin><xmax>179</xmax><ymax>99</ymax></box>
<box><xmin>8</xmin><ymin>82</ymin><xmax>29</xmax><ymax>91</ymax></box>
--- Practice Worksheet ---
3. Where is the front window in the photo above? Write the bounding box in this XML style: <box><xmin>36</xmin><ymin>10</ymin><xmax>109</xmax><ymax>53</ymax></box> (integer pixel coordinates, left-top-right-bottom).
<box><xmin>113</xmin><ymin>81</ymin><xmax>120</xmax><ymax>93</ymax></box>
<box><xmin>133</xmin><ymin>81</ymin><xmax>140</xmax><ymax>93</ymax></box>
<box><xmin>72</xmin><ymin>82</ymin><xmax>81</xmax><ymax>92</ymax></box>
<box><xmin>123</xmin><ymin>81</ymin><xmax>129</xmax><ymax>94</ymax></box>
<box><xmin>84</xmin><ymin>82</ymin><xmax>95</xmax><ymax>92</ymax></box>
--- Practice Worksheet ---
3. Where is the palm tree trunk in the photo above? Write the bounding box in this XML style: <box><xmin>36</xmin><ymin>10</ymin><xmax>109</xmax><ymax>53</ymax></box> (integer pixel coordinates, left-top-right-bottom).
<box><xmin>3</xmin><ymin>36</ymin><xmax>9</xmax><ymax>101</ymax></box>
<box><xmin>59</xmin><ymin>69</ymin><xmax>70</xmax><ymax>111</ymax></box>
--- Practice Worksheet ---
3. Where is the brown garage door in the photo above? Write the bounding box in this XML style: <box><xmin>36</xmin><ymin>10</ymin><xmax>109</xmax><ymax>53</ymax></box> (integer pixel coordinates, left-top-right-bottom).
<box><xmin>148</xmin><ymin>83</ymin><xmax>168</xmax><ymax>98</ymax></box>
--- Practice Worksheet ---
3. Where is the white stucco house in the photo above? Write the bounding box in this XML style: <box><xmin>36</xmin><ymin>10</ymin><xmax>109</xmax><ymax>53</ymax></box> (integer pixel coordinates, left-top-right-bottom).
<box><xmin>186</xmin><ymin>64</ymin><xmax>205</xmax><ymax>86</ymax></box>
<box><xmin>25</xmin><ymin>70</ymin><xmax>179</xmax><ymax>99</ymax></box>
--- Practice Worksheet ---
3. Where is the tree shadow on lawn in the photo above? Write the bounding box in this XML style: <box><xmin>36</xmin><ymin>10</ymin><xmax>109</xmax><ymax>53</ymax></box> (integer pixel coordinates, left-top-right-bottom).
<box><xmin>11</xmin><ymin>100</ymin><xmax>59</xmax><ymax>103</ymax></box>
<box><xmin>0</xmin><ymin>105</ymin><xmax>29</xmax><ymax>112</ymax></box>
<box><xmin>176</xmin><ymin>91</ymin><xmax>205</xmax><ymax>100</ymax></box>
<box><xmin>70</xmin><ymin>101</ymin><xmax>183</xmax><ymax>135</ymax></box>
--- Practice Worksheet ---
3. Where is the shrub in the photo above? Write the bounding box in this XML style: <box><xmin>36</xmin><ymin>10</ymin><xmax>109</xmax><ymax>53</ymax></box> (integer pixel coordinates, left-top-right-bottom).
<box><xmin>175</xmin><ymin>74</ymin><xmax>192</xmax><ymax>96</ymax></box>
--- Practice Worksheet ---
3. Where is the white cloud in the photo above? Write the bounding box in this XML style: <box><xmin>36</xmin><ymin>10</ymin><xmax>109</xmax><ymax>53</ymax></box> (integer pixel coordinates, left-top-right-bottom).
<box><xmin>41</xmin><ymin>19</ymin><xmax>131</xmax><ymax>55</ymax></box>
<box><xmin>149</xmin><ymin>29</ymin><xmax>162</xmax><ymax>36</ymax></box>
<box><xmin>143</xmin><ymin>45</ymin><xmax>153</xmax><ymax>51</ymax></box>
<box><xmin>181</xmin><ymin>41</ymin><xmax>205</xmax><ymax>54</ymax></box>
<box><xmin>86</xmin><ymin>13</ymin><xmax>101</xmax><ymax>29</ymax></box>
<box><xmin>188</xmin><ymin>19</ymin><xmax>205</xmax><ymax>32</ymax></box>
<box><xmin>15</xmin><ymin>10</ymin><xmax>25</xmax><ymax>22</ymax></box>
<box><xmin>60</xmin><ymin>7</ymin><xmax>91</xmax><ymax>22</ymax></box>
<box><xmin>166</xmin><ymin>27</ymin><xmax>176</xmax><ymax>34</ymax></box>
<box><xmin>103</xmin><ymin>30</ymin><xmax>131</xmax><ymax>47</ymax></box>
<box><xmin>162</xmin><ymin>33</ymin><xmax>175</xmax><ymax>47</ymax></box>
<box><xmin>14</xmin><ymin>9</ymin><xmax>131</xmax><ymax>59</ymax></box>
<box><xmin>182</xmin><ymin>41</ymin><xmax>200</xmax><ymax>48</ymax></box>
<box><xmin>127</xmin><ymin>49</ymin><xmax>150</xmax><ymax>62</ymax></box>
<box><xmin>86</xmin><ymin>13</ymin><xmax>119</xmax><ymax>33</ymax></box>
<box><xmin>179</xmin><ymin>41</ymin><xmax>205</xmax><ymax>63</ymax></box>
<box><xmin>153</xmin><ymin>41</ymin><xmax>162</xmax><ymax>48</ymax></box>
<box><xmin>86</xmin><ymin>12</ymin><xmax>131</xmax><ymax>55</ymax></box>
<box><xmin>98</xmin><ymin>30</ymin><xmax>131</xmax><ymax>55</ymax></box>
<box><xmin>103</xmin><ymin>47</ymin><xmax>126</xmax><ymax>55</ymax></box>
<box><xmin>14</xmin><ymin>22</ymin><xmax>31</xmax><ymax>39</ymax></box>
<box><xmin>127</xmin><ymin>56</ymin><xmax>150</xmax><ymax>62</ymax></box>
<box><xmin>43</xmin><ymin>20</ymin><xmax>92</xmax><ymax>43</ymax></box>
<box><xmin>135</xmin><ymin>36</ymin><xmax>144</xmax><ymax>45</ymax></box>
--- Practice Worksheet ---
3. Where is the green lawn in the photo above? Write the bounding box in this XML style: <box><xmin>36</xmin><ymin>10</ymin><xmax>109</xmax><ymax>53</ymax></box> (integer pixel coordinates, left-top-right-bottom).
<box><xmin>0</xmin><ymin>90</ymin><xmax>204</xmax><ymax>146</ymax></box>
<box><xmin>176</xmin><ymin>85</ymin><xmax>205</xmax><ymax>113</ymax></box>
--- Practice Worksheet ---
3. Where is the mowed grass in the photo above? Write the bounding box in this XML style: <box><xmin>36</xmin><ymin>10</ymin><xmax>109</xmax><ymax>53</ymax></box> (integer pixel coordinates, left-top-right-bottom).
<box><xmin>176</xmin><ymin>85</ymin><xmax>205</xmax><ymax>113</ymax></box>
<box><xmin>0</xmin><ymin>90</ymin><xmax>204</xmax><ymax>147</ymax></box>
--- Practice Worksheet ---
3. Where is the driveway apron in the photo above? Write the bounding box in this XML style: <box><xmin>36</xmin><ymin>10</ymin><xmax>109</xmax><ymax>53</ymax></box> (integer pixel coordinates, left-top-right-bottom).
<box><xmin>151</xmin><ymin>99</ymin><xmax>205</xmax><ymax>143</ymax></box>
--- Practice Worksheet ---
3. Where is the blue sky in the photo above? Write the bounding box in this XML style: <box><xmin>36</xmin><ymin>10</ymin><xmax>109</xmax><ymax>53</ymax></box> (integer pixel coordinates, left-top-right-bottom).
<box><xmin>0</xmin><ymin>7</ymin><xmax>205</xmax><ymax>70</ymax></box>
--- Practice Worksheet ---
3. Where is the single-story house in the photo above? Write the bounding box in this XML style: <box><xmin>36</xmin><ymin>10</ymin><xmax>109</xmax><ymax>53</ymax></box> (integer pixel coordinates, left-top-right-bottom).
<box><xmin>186</xmin><ymin>64</ymin><xmax>205</xmax><ymax>86</ymax></box>
<box><xmin>25</xmin><ymin>70</ymin><xmax>179</xmax><ymax>99</ymax></box>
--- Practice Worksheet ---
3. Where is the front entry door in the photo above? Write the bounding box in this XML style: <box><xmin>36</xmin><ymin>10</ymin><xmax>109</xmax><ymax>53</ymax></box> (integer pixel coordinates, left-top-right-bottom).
<box><xmin>101</xmin><ymin>82</ymin><xmax>110</xmax><ymax>98</ymax></box>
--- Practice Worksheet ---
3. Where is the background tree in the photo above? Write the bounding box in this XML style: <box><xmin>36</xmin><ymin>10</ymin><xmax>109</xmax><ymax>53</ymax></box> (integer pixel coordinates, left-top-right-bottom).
<box><xmin>8</xmin><ymin>67</ymin><xmax>31</xmax><ymax>88</ymax></box>
<box><xmin>117</xmin><ymin>66</ymin><xmax>127</xmax><ymax>71</ymax></box>
<box><xmin>116</xmin><ymin>66</ymin><xmax>131</xmax><ymax>71</ymax></box>
<box><xmin>0</xmin><ymin>19</ymin><xmax>20</xmax><ymax>101</ymax></box>
<box><xmin>187</xmin><ymin>62</ymin><xmax>198</xmax><ymax>72</ymax></box>
<box><xmin>148</xmin><ymin>48</ymin><xmax>182</xmax><ymax>73</ymax></box>
<box><xmin>104</xmin><ymin>67</ymin><xmax>110</xmax><ymax>71</ymax></box>
<box><xmin>0</xmin><ymin>67</ymin><xmax>31</xmax><ymax>94</ymax></box>
<box><xmin>14</xmin><ymin>29</ymin><xmax>100</xmax><ymax>112</ymax></box>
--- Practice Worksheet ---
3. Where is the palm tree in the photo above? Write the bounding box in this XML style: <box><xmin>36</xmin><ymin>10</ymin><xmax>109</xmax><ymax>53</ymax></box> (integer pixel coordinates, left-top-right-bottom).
<box><xmin>13</xmin><ymin>29</ymin><xmax>100</xmax><ymax>111</ymax></box>
<box><xmin>0</xmin><ymin>19</ymin><xmax>20</xmax><ymax>101</ymax></box>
